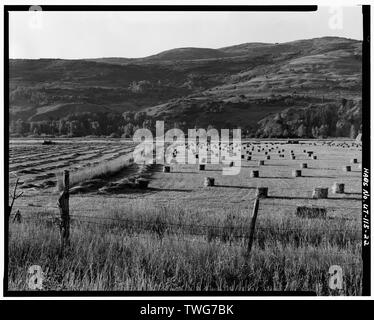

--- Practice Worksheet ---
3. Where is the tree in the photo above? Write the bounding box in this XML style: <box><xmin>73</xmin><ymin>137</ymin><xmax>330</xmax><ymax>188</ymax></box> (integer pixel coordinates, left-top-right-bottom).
<box><xmin>58</xmin><ymin>120</ymin><xmax>68</xmax><ymax>135</ymax></box>
<box><xmin>123</xmin><ymin>111</ymin><xmax>135</xmax><ymax>123</ymax></box>
<box><xmin>122</xmin><ymin>123</ymin><xmax>134</xmax><ymax>138</ymax></box>
<box><xmin>30</xmin><ymin>122</ymin><xmax>40</xmax><ymax>135</ymax></box>
<box><xmin>68</xmin><ymin>120</ymin><xmax>81</xmax><ymax>137</ymax></box>
<box><xmin>15</xmin><ymin>119</ymin><xmax>29</xmax><ymax>136</ymax></box>
<box><xmin>319</xmin><ymin>124</ymin><xmax>329</xmax><ymax>138</ymax></box>
<box><xmin>142</xmin><ymin>119</ymin><xmax>153</xmax><ymax>130</ymax></box>
<box><xmin>9</xmin><ymin>120</ymin><xmax>17</xmax><ymax>134</ymax></box>
<box><xmin>312</xmin><ymin>126</ymin><xmax>319</xmax><ymax>138</ymax></box>
<box><xmin>297</xmin><ymin>124</ymin><xmax>306</xmax><ymax>137</ymax></box>
<box><xmin>134</xmin><ymin>111</ymin><xmax>146</xmax><ymax>125</ymax></box>
<box><xmin>350</xmin><ymin>124</ymin><xmax>357</xmax><ymax>139</ymax></box>
<box><xmin>90</xmin><ymin>121</ymin><xmax>100</xmax><ymax>135</ymax></box>
<box><xmin>282</xmin><ymin>129</ymin><xmax>290</xmax><ymax>138</ymax></box>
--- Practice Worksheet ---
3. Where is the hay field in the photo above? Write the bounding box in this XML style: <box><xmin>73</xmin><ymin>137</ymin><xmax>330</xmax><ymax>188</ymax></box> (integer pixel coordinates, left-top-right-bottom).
<box><xmin>8</xmin><ymin>139</ymin><xmax>362</xmax><ymax>294</ymax></box>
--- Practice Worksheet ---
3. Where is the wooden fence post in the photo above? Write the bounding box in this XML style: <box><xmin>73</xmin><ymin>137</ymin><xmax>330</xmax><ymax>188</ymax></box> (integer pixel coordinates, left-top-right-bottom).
<box><xmin>247</xmin><ymin>196</ymin><xmax>260</xmax><ymax>255</ymax></box>
<box><xmin>58</xmin><ymin>170</ymin><xmax>70</xmax><ymax>254</ymax></box>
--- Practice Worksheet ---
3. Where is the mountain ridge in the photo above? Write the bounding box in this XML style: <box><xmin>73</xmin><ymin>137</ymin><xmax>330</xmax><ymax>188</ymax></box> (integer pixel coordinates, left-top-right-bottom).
<box><xmin>9</xmin><ymin>36</ymin><xmax>362</xmax><ymax>138</ymax></box>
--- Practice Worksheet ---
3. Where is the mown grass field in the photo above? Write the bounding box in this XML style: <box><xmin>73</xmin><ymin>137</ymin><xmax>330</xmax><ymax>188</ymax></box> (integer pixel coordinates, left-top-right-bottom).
<box><xmin>8</xmin><ymin>138</ymin><xmax>362</xmax><ymax>294</ymax></box>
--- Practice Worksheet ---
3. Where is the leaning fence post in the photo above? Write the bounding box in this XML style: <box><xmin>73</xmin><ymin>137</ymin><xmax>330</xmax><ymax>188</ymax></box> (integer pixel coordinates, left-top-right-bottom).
<box><xmin>58</xmin><ymin>170</ymin><xmax>70</xmax><ymax>254</ymax></box>
<box><xmin>247</xmin><ymin>196</ymin><xmax>260</xmax><ymax>255</ymax></box>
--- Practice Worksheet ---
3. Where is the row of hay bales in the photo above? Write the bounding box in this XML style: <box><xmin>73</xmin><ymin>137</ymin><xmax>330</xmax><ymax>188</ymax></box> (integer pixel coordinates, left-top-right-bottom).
<box><xmin>242</xmin><ymin>142</ymin><xmax>361</xmax><ymax>197</ymax></box>
<box><xmin>201</xmin><ymin>179</ymin><xmax>347</xmax><ymax>198</ymax></box>
<box><xmin>168</xmin><ymin>139</ymin><xmax>361</xmax><ymax>165</ymax></box>
<box><xmin>163</xmin><ymin>141</ymin><xmax>361</xmax><ymax>200</ymax></box>
<box><xmin>242</xmin><ymin>142</ymin><xmax>362</xmax><ymax>171</ymax></box>
<box><xmin>160</xmin><ymin>140</ymin><xmax>361</xmax><ymax>220</ymax></box>
<box><xmin>170</xmin><ymin>140</ymin><xmax>241</xmax><ymax>163</ymax></box>
<box><xmin>162</xmin><ymin>163</ymin><xmax>353</xmax><ymax>199</ymax></box>
<box><xmin>173</xmin><ymin>139</ymin><xmax>361</xmax><ymax>166</ymax></box>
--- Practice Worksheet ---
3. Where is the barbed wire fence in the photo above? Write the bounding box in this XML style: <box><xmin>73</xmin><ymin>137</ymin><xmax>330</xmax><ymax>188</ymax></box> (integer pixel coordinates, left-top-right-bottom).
<box><xmin>9</xmin><ymin>171</ymin><xmax>363</xmax><ymax>269</ymax></box>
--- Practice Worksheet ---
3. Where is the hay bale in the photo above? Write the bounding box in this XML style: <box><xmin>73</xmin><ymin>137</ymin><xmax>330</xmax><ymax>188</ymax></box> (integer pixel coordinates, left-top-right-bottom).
<box><xmin>247</xmin><ymin>156</ymin><xmax>252</xmax><ymax>161</ymax></box>
<box><xmin>258</xmin><ymin>160</ymin><xmax>265</xmax><ymax>166</ymax></box>
<box><xmin>300</xmin><ymin>163</ymin><xmax>308</xmax><ymax>168</ymax></box>
<box><xmin>332</xmin><ymin>182</ymin><xmax>344</xmax><ymax>194</ymax></box>
<box><xmin>292</xmin><ymin>169</ymin><xmax>302</xmax><ymax>177</ymax></box>
<box><xmin>42</xmin><ymin>140</ymin><xmax>55</xmax><ymax>145</ymax></box>
<box><xmin>350</xmin><ymin>158</ymin><xmax>358</xmax><ymax>164</ymax></box>
<box><xmin>295</xmin><ymin>206</ymin><xmax>327</xmax><ymax>219</ymax></box>
<box><xmin>136</xmin><ymin>178</ymin><xmax>150</xmax><ymax>189</ymax></box>
<box><xmin>204</xmin><ymin>177</ymin><xmax>214</xmax><ymax>187</ymax></box>
<box><xmin>199</xmin><ymin>164</ymin><xmax>205</xmax><ymax>171</ymax></box>
<box><xmin>163</xmin><ymin>166</ymin><xmax>171</xmax><ymax>173</ymax></box>
<box><xmin>256</xmin><ymin>187</ymin><xmax>268</xmax><ymax>198</ymax></box>
<box><xmin>250</xmin><ymin>170</ymin><xmax>259</xmax><ymax>178</ymax></box>
<box><xmin>266</xmin><ymin>155</ymin><xmax>271</xmax><ymax>160</ymax></box>
<box><xmin>312</xmin><ymin>187</ymin><xmax>328</xmax><ymax>199</ymax></box>
<box><xmin>241</xmin><ymin>155</ymin><xmax>245</xmax><ymax>159</ymax></box>
<box><xmin>343</xmin><ymin>166</ymin><xmax>351</xmax><ymax>172</ymax></box>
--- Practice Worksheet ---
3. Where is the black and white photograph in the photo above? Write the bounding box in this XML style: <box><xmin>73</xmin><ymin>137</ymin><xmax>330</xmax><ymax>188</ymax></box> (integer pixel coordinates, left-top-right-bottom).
<box><xmin>3</xmin><ymin>4</ymin><xmax>370</xmax><ymax>298</ymax></box>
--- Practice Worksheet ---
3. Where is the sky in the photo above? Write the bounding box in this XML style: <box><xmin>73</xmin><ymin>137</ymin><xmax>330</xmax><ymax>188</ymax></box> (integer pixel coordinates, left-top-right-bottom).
<box><xmin>9</xmin><ymin>6</ymin><xmax>363</xmax><ymax>59</ymax></box>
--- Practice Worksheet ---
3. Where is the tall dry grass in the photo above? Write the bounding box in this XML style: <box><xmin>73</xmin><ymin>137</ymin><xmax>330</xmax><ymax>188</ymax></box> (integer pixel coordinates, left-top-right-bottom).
<box><xmin>8</xmin><ymin>205</ymin><xmax>362</xmax><ymax>294</ymax></box>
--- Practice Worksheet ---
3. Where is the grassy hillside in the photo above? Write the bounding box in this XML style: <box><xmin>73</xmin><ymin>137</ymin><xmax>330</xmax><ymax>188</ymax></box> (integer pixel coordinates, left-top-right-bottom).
<box><xmin>9</xmin><ymin>37</ymin><xmax>362</xmax><ymax>137</ymax></box>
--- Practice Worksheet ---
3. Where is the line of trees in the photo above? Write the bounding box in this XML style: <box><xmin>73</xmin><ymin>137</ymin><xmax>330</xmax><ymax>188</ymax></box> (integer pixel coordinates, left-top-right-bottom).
<box><xmin>9</xmin><ymin>111</ymin><xmax>156</xmax><ymax>138</ymax></box>
<box><xmin>256</xmin><ymin>100</ymin><xmax>362</xmax><ymax>138</ymax></box>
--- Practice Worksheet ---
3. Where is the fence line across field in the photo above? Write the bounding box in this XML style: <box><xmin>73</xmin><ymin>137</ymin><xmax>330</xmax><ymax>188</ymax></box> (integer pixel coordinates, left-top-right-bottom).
<box><xmin>14</xmin><ymin>211</ymin><xmax>362</xmax><ymax>234</ymax></box>
<box><xmin>11</xmin><ymin>170</ymin><xmax>362</xmax><ymax>256</ymax></box>
<box><xmin>14</xmin><ymin>217</ymin><xmax>363</xmax><ymax>267</ymax></box>
<box><xmin>12</xmin><ymin>204</ymin><xmax>362</xmax><ymax>230</ymax></box>
<box><xmin>13</xmin><ymin>200</ymin><xmax>362</xmax><ymax>212</ymax></box>
<box><xmin>14</xmin><ymin>214</ymin><xmax>362</xmax><ymax>245</ymax></box>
